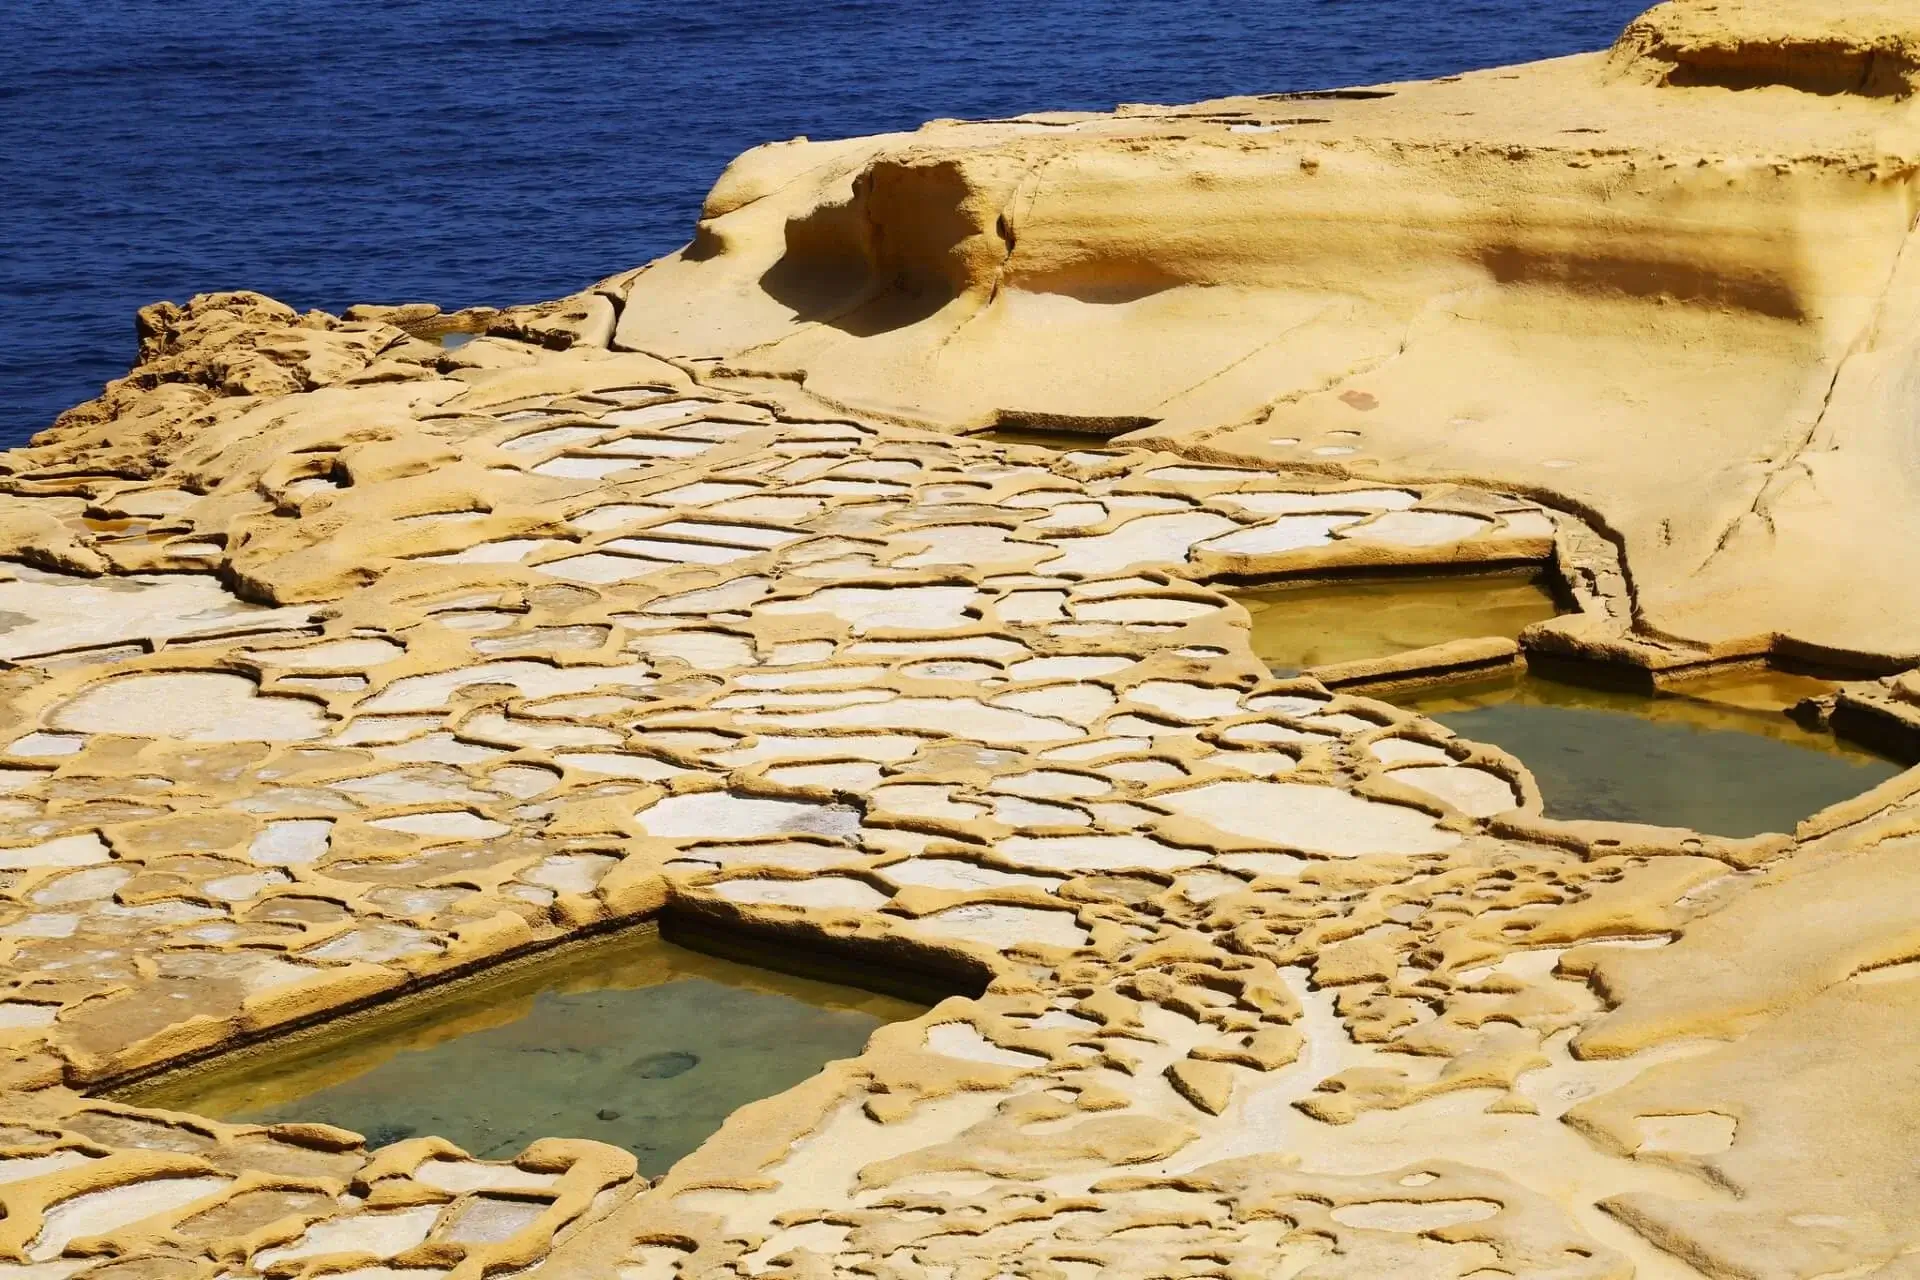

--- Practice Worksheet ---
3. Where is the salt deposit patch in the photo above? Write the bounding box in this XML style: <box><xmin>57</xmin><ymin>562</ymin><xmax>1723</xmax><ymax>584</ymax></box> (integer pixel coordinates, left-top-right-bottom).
<box><xmin>1158</xmin><ymin>781</ymin><xmax>1459</xmax><ymax>856</ymax></box>
<box><xmin>908</xmin><ymin>904</ymin><xmax>1088</xmax><ymax>951</ymax></box>
<box><xmin>636</xmin><ymin>793</ymin><xmax>862</xmax><ymax>840</ymax></box>
<box><xmin>52</xmin><ymin>672</ymin><xmax>328</xmax><ymax>742</ymax></box>
<box><xmin>710</xmin><ymin>878</ymin><xmax>889</xmax><ymax>911</ymax></box>
<box><xmin>1392</xmin><ymin>765</ymin><xmax>1519</xmax><ymax>817</ymax></box>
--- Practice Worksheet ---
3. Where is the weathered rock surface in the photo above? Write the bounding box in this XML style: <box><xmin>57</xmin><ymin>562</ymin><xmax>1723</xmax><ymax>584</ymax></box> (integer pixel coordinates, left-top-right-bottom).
<box><xmin>0</xmin><ymin>4</ymin><xmax>1916</xmax><ymax>1279</ymax></box>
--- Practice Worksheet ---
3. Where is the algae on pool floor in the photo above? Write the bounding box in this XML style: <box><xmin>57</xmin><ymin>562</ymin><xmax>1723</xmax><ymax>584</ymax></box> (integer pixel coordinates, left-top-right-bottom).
<box><xmin>118</xmin><ymin>931</ymin><xmax>923</xmax><ymax>1176</ymax></box>
<box><xmin>1235</xmin><ymin>573</ymin><xmax>1562</xmax><ymax>675</ymax></box>
<box><xmin>1396</xmin><ymin>671</ymin><xmax>1904</xmax><ymax>836</ymax></box>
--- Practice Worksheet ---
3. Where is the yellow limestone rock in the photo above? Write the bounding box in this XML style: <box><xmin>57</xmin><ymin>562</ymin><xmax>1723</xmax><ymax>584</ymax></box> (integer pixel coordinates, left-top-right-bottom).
<box><xmin>0</xmin><ymin>5</ymin><xmax>1916</xmax><ymax>1280</ymax></box>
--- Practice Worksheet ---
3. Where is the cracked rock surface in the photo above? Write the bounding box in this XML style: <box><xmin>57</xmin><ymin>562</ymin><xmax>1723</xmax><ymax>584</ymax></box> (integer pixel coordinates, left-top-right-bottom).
<box><xmin>4</xmin><ymin>3</ymin><xmax>1920</xmax><ymax>1278</ymax></box>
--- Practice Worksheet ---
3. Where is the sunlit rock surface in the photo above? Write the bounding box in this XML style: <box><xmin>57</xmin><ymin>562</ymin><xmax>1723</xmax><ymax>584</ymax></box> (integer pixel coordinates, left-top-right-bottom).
<box><xmin>3</xmin><ymin>3</ymin><xmax>1919</xmax><ymax>1277</ymax></box>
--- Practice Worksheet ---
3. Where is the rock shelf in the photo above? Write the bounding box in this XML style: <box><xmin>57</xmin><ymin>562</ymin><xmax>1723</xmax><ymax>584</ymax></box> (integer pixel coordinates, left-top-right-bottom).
<box><xmin>5</xmin><ymin>2</ymin><xmax>1920</xmax><ymax>1277</ymax></box>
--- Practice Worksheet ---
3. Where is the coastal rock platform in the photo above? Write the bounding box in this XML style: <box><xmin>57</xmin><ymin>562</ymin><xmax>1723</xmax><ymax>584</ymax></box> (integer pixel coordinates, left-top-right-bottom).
<box><xmin>1</xmin><ymin>3</ymin><xmax>1918</xmax><ymax>1278</ymax></box>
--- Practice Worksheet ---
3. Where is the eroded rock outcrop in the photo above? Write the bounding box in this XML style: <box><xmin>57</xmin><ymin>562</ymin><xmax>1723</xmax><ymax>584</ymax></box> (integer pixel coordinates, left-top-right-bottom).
<box><xmin>0</xmin><ymin>4</ymin><xmax>1916</xmax><ymax>1279</ymax></box>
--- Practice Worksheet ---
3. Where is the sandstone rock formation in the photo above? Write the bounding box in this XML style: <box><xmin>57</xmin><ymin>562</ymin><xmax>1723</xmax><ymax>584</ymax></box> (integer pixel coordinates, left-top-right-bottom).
<box><xmin>0</xmin><ymin>2</ymin><xmax>1915</xmax><ymax>1278</ymax></box>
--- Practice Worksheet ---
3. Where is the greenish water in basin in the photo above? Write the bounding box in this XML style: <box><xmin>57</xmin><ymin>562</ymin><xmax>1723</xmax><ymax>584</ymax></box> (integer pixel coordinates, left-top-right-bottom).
<box><xmin>1395</xmin><ymin>671</ymin><xmax>1905</xmax><ymax>836</ymax></box>
<box><xmin>1237</xmin><ymin>573</ymin><xmax>1563</xmax><ymax>675</ymax></box>
<box><xmin>119</xmin><ymin>931</ymin><xmax>923</xmax><ymax>1175</ymax></box>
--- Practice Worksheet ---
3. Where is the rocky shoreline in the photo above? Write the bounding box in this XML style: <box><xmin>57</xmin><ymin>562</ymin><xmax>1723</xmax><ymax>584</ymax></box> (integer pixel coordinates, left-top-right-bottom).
<box><xmin>0</xmin><ymin>3</ymin><xmax>1916</xmax><ymax>1278</ymax></box>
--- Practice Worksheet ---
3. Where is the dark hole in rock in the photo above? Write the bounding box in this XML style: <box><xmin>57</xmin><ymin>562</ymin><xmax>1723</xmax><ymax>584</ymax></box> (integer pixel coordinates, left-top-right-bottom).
<box><xmin>114</xmin><ymin>930</ymin><xmax>927</xmax><ymax>1177</ymax></box>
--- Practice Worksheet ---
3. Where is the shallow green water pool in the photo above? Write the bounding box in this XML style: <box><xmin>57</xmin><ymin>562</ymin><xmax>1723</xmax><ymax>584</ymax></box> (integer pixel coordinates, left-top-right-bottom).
<box><xmin>119</xmin><ymin>931</ymin><xmax>923</xmax><ymax>1175</ymax></box>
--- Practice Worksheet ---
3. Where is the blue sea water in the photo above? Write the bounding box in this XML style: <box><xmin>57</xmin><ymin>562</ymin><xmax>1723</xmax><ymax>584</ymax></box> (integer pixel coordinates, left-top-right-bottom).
<box><xmin>3</xmin><ymin>0</ymin><xmax>1648</xmax><ymax>445</ymax></box>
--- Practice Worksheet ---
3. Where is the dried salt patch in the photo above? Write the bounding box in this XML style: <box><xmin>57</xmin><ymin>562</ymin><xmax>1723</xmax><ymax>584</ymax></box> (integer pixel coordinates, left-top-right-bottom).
<box><xmin>1160</xmin><ymin>781</ymin><xmax>1459</xmax><ymax>856</ymax></box>
<box><xmin>524</xmin><ymin>853</ymin><xmax>617</xmax><ymax>895</ymax></box>
<box><xmin>488</xmin><ymin>765</ymin><xmax>561</xmax><ymax>799</ymax></box>
<box><xmin>0</xmin><ymin>769</ymin><xmax>48</xmax><ymax>795</ymax></box>
<box><xmin>991</xmin><ymin>770</ymin><xmax>1112</xmax><ymax>799</ymax></box>
<box><xmin>537</xmin><ymin>553</ymin><xmax>662</xmax><ymax>584</ymax></box>
<box><xmin>1073</xmin><ymin>597</ymin><xmax>1220</xmax><ymax>624</ymax></box>
<box><xmin>995</xmin><ymin>590</ymin><xmax>1066</xmax><ymax>623</ymax></box>
<box><xmin>909</xmin><ymin>904</ymin><xmax>1088</xmax><ymax>951</ymax></box>
<box><xmin>587</xmin><ymin>437</ymin><xmax>713</xmax><ymax>459</ymax></box>
<box><xmin>599</xmin><ymin>399</ymin><xmax>720</xmax><ymax>427</ymax></box>
<box><xmin>411</xmin><ymin>1161</ymin><xmax>559</xmax><ymax>1195</ymax></box>
<box><xmin>999</xmin><ymin>834</ymin><xmax>1204</xmax><ymax>873</ymax></box>
<box><xmin>360</xmin><ymin>660</ymin><xmax>648</xmax><ymax>713</ymax></box>
<box><xmin>441</xmin><ymin>1195</ymin><xmax>547</xmax><ymax>1245</ymax></box>
<box><xmin>1243</xmin><ymin>693</ymin><xmax>1329</xmax><ymax>715</ymax></box>
<box><xmin>756</xmin><ymin>585</ymin><xmax>979</xmax><ymax>633</ymax></box>
<box><xmin>369</xmin><ymin>811</ymin><xmax>509</xmax><ymax>839</ymax></box>
<box><xmin>303</xmin><ymin>924</ymin><xmax>441</xmax><ymax>965</ymax></box>
<box><xmin>708</xmin><ymin>734</ymin><xmax>924</xmax><ymax>767</ymax></box>
<box><xmin>1340</xmin><ymin>510</ymin><xmax>1491</xmax><ymax>547</ymax></box>
<box><xmin>249</xmin><ymin>819</ymin><xmax>333</xmax><ymax>865</ymax></box>
<box><xmin>846</xmin><ymin>637</ymin><xmax>1027</xmax><ymax>661</ymax></box>
<box><xmin>763</xmin><ymin>761</ymin><xmax>885</xmax><ymax>791</ymax></box>
<box><xmin>30</xmin><ymin>1176</ymin><xmax>232</xmax><ymax>1259</ymax></box>
<box><xmin>1330</xmin><ymin>1199</ymin><xmax>1500</xmax><ymax>1232</ymax></box>
<box><xmin>331</xmin><ymin>769</ymin><xmax>490</xmax><ymax>806</ymax></box>
<box><xmin>203</xmin><ymin>869</ymin><xmax>290</xmax><ymax>902</ymax></box>
<box><xmin>460</xmin><ymin>714</ymin><xmax>625</xmax><ymax>750</ymax></box>
<box><xmin>7</xmin><ymin>734</ymin><xmax>81</xmax><ymax>758</ymax></box>
<box><xmin>1042</xmin><ymin>737</ymin><xmax>1153</xmax><ymax>762</ymax></box>
<box><xmin>745</xmin><ymin>697</ymin><xmax>1079</xmax><ymax>745</ymax></box>
<box><xmin>0</xmin><ymin>1153</ymin><xmax>92</xmax><ymax>1186</ymax></box>
<box><xmin>1098</xmin><ymin>759</ymin><xmax>1185</xmax><ymax>785</ymax></box>
<box><xmin>899</xmin><ymin>658</ymin><xmax>1002</xmax><ymax>681</ymax></box>
<box><xmin>1226</xmin><ymin>489</ymin><xmax>1417</xmax><ymax>516</ymax></box>
<box><xmin>1207</xmin><ymin>751</ymin><xmax>1299</xmax><ymax>777</ymax></box>
<box><xmin>499</xmin><ymin>425</ymin><xmax>609</xmax><ymax>453</ymax></box>
<box><xmin>993</xmin><ymin>684</ymin><xmax>1115</xmax><ymax>726</ymax></box>
<box><xmin>568</xmin><ymin>503</ymin><xmax>667</xmax><ymax>533</ymax></box>
<box><xmin>1219</xmin><ymin>851</ymin><xmax>1307</xmax><ymax>878</ymax></box>
<box><xmin>1388</xmin><ymin>763</ymin><xmax>1521</xmax><ymax>817</ymax></box>
<box><xmin>0</xmin><ymin>1003</ymin><xmax>57</xmax><ymax>1031</ymax></box>
<box><xmin>52</xmin><ymin>672</ymin><xmax>328</xmax><ymax>743</ymax></box>
<box><xmin>926</xmin><ymin>1023</ymin><xmax>1046</xmax><ymax>1068</ymax></box>
<box><xmin>474</xmin><ymin>625</ymin><xmax>611</xmax><ymax>656</ymax></box>
<box><xmin>1141</xmin><ymin>465</ymin><xmax>1259</xmax><ymax>485</ymax></box>
<box><xmin>1008</xmin><ymin>656</ymin><xmax>1135</xmax><ymax>682</ymax></box>
<box><xmin>1370</xmin><ymin>739</ymin><xmax>1452</xmax><ymax>766</ymax></box>
<box><xmin>653</xmin><ymin>481</ymin><xmax>760</xmax><ymax>505</ymax></box>
<box><xmin>600</xmin><ymin>537</ymin><xmax>757</xmax><ymax>565</ymax></box>
<box><xmin>992</xmin><ymin>796</ymin><xmax>1090</xmax><ymax>827</ymax></box>
<box><xmin>653</xmin><ymin>520</ymin><xmax>800</xmax><ymax>549</ymax></box>
<box><xmin>0</xmin><ymin>835</ymin><xmax>110</xmax><ymax>871</ymax></box>
<box><xmin>1201</xmin><ymin>512</ymin><xmax>1366</xmax><ymax>553</ymax></box>
<box><xmin>636</xmin><ymin>793</ymin><xmax>861</xmax><ymax>840</ymax></box>
<box><xmin>31</xmin><ymin>866</ymin><xmax>132</xmax><ymax>905</ymax></box>
<box><xmin>373</xmin><ymin>734</ymin><xmax>507</xmax><ymax>765</ymax></box>
<box><xmin>415</xmin><ymin>539</ymin><xmax>544</xmax><ymax>565</ymax></box>
<box><xmin>254</xmin><ymin>1205</ymin><xmax>441</xmax><ymax>1266</ymax></box>
<box><xmin>532</xmin><ymin>457</ymin><xmax>640</xmax><ymax>480</ymax></box>
<box><xmin>553</xmin><ymin>752</ymin><xmax>684</xmax><ymax>780</ymax></box>
<box><xmin>0</xmin><ymin>915</ymin><xmax>76</xmax><ymax>939</ymax></box>
<box><xmin>711</xmin><ymin>876</ymin><xmax>888</xmax><ymax>911</ymax></box>
<box><xmin>618</xmin><ymin>626</ymin><xmax>757</xmax><ymax>674</ymax></box>
<box><xmin>1127</xmin><ymin>681</ymin><xmax>1246</xmax><ymax>722</ymax></box>
<box><xmin>1498</xmin><ymin>510</ymin><xmax>1556</xmax><ymax>539</ymax></box>
<box><xmin>880</xmin><ymin>859</ymin><xmax>1059</xmax><ymax>892</ymax></box>
<box><xmin>1220</xmin><ymin>722</ymin><xmax>1322</xmax><ymax>746</ymax></box>
<box><xmin>895</xmin><ymin>525</ymin><xmax>1036</xmax><ymax>569</ymax></box>
<box><xmin>1041</xmin><ymin>513</ymin><xmax>1238</xmax><ymax>577</ymax></box>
